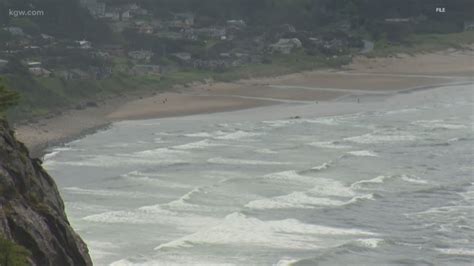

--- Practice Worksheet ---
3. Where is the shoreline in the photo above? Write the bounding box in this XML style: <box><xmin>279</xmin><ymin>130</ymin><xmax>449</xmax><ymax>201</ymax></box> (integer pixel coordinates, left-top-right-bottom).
<box><xmin>15</xmin><ymin>48</ymin><xmax>474</xmax><ymax>158</ymax></box>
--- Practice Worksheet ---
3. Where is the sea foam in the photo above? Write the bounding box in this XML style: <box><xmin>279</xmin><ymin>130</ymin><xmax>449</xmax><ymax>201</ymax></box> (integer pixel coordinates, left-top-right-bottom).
<box><xmin>155</xmin><ymin>212</ymin><xmax>377</xmax><ymax>250</ymax></box>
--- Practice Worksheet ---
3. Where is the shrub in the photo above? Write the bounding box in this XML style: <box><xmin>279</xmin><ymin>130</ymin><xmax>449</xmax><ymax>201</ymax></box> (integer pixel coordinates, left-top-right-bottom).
<box><xmin>0</xmin><ymin>236</ymin><xmax>30</xmax><ymax>266</ymax></box>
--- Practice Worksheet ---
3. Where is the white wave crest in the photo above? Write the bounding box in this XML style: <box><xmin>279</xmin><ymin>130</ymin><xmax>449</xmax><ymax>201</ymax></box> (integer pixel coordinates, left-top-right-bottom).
<box><xmin>354</xmin><ymin>238</ymin><xmax>384</xmax><ymax>248</ymax></box>
<box><xmin>214</xmin><ymin>130</ymin><xmax>262</xmax><ymax>140</ymax></box>
<box><xmin>155</xmin><ymin>212</ymin><xmax>377</xmax><ymax>250</ymax></box>
<box><xmin>351</xmin><ymin>176</ymin><xmax>389</xmax><ymax>189</ymax></box>
<box><xmin>309</xmin><ymin>141</ymin><xmax>353</xmax><ymax>149</ymax></box>
<box><xmin>435</xmin><ymin>248</ymin><xmax>474</xmax><ymax>256</ymax></box>
<box><xmin>311</xmin><ymin>162</ymin><xmax>332</xmax><ymax>171</ymax></box>
<box><xmin>63</xmin><ymin>187</ymin><xmax>157</xmax><ymax>199</ymax></box>
<box><xmin>345</xmin><ymin>132</ymin><xmax>417</xmax><ymax>144</ymax></box>
<box><xmin>83</xmin><ymin>204</ymin><xmax>219</xmax><ymax>231</ymax></box>
<box><xmin>347</xmin><ymin>150</ymin><xmax>379</xmax><ymax>157</ymax></box>
<box><xmin>400</xmin><ymin>175</ymin><xmax>428</xmax><ymax>184</ymax></box>
<box><xmin>173</xmin><ymin>139</ymin><xmax>221</xmax><ymax>150</ymax></box>
<box><xmin>412</xmin><ymin>120</ymin><xmax>467</xmax><ymax>130</ymax></box>
<box><xmin>208</xmin><ymin>157</ymin><xmax>290</xmax><ymax>166</ymax></box>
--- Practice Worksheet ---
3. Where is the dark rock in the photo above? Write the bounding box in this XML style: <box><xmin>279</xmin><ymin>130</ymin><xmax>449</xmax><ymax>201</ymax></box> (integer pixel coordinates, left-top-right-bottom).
<box><xmin>0</xmin><ymin>120</ymin><xmax>92</xmax><ymax>265</ymax></box>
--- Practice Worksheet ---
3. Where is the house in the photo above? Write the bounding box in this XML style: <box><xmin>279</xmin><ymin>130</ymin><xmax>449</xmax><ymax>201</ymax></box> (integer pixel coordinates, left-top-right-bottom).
<box><xmin>4</xmin><ymin>27</ymin><xmax>25</xmax><ymax>36</ymax></box>
<box><xmin>182</xmin><ymin>28</ymin><xmax>198</xmax><ymax>40</ymax></box>
<box><xmin>270</xmin><ymin>38</ymin><xmax>302</xmax><ymax>54</ymax></box>
<box><xmin>0</xmin><ymin>59</ymin><xmax>8</xmax><ymax>71</ymax></box>
<box><xmin>130</xmin><ymin>65</ymin><xmax>161</xmax><ymax>76</ymax></box>
<box><xmin>29</xmin><ymin>67</ymin><xmax>51</xmax><ymax>77</ymax></box>
<box><xmin>196</xmin><ymin>27</ymin><xmax>227</xmax><ymax>39</ymax></box>
<box><xmin>173</xmin><ymin>13</ymin><xmax>195</xmax><ymax>26</ymax></box>
<box><xmin>384</xmin><ymin>18</ymin><xmax>411</xmax><ymax>23</ymax></box>
<box><xmin>80</xmin><ymin>0</ymin><xmax>106</xmax><ymax>17</ymax></box>
<box><xmin>104</xmin><ymin>9</ymin><xmax>120</xmax><ymax>21</ymax></box>
<box><xmin>138</xmin><ymin>24</ymin><xmax>154</xmax><ymax>34</ymax></box>
<box><xmin>321</xmin><ymin>39</ymin><xmax>347</xmax><ymax>55</ymax></box>
<box><xmin>101</xmin><ymin>44</ymin><xmax>125</xmax><ymax>56</ymax></box>
<box><xmin>89</xmin><ymin>66</ymin><xmax>112</xmax><ymax>80</ymax></box>
<box><xmin>24</xmin><ymin>45</ymin><xmax>41</xmax><ymax>51</ymax></box>
<box><xmin>171</xmin><ymin>52</ymin><xmax>192</xmax><ymax>63</ymax></box>
<box><xmin>26</xmin><ymin>61</ymin><xmax>42</xmax><ymax>68</ymax></box>
<box><xmin>167</xmin><ymin>13</ymin><xmax>195</xmax><ymax>29</ymax></box>
<box><xmin>26</xmin><ymin>61</ymin><xmax>51</xmax><ymax>76</ymax></box>
<box><xmin>279</xmin><ymin>24</ymin><xmax>296</xmax><ymax>33</ymax></box>
<box><xmin>227</xmin><ymin>20</ymin><xmax>246</xmax><ymax>28</ymax></box>
<box><xmin>464</xmin><ymin>21</ymin><xmax>474</xmax><ymax>31</ymax></box>
<box><xmin>76</xmin><ymin>40</ymin><xmax>92</xmax><ymax>49</ymax></box>
<box><xmin>129</xmin><ymin>4</ymin><xmax>148</xmax><ymax>16</ymax></box>
<box><xmin>57</xmin><ymin>69</ymin><xmax>91</xmax><ymax>80</ymax></box>
<box><xmin>193</xmin><ymin>59</ymin><xmax>231</xmax><ymax>71</ymax></box>
<box><xmin>41</xmin><ymin>34</ymin><xmax>54</xmax><ymax>40</ymax></box>
<box><xmin>128</xmin><ymin>50</ymin><xmax>154</xmax><ymax>62</ymax></box>
<box><xmin>121</xmin><ymin>10</ymin><xmax>132</xmax><ymax>21</ymax></box>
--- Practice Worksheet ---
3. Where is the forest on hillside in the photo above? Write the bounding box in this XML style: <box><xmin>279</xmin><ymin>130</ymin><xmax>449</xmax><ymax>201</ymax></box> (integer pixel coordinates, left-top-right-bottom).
<box><xmin>1</xmin><ymin>0</ymin><xmax>473</xmax><ymax>42</ymax></box>
<box><xmin>0</xmin><ymin>0</ymin><xmax>473</xmax><ymax>121</ymax></box>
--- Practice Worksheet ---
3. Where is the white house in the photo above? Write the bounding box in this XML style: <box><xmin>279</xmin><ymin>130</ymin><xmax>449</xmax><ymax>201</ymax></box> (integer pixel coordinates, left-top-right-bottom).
<box><xmin>76</xmin><ymin>40</ymin><xmax>92</xmax><ymax>49</ymax></box>
<box><xmin>464</xmin><ymin>21</ymin><xmax>474</xmax><ymax>31</ymax></box>
<box><xmin>0</xmin><ymin>59</ymin><xmax>8</xmax><ymax>71</ymax></box>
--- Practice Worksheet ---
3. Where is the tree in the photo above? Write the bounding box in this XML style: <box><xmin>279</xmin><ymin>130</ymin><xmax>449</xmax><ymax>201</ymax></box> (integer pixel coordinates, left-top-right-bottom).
<box><xmin>0</xmin><ymin>78</ymin><xmax>20</xmax><ymax>114</ymax></box>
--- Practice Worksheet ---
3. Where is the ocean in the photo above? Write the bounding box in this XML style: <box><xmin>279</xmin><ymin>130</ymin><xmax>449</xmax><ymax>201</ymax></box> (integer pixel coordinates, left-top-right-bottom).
<box><xmin>44</xmin><ymin>84</ymin><xmax>474</xmax><ymax>265</ymax></box>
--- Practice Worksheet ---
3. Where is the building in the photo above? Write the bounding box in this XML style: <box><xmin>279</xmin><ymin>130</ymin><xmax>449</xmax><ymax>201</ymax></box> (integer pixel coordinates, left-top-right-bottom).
<box><xmin>171</xmin><ymin>52</ymin><xmax>192</xmax><ymax>63</ymax></box>
<box><xmin>196</xmin><ymin>27</ymin><xmax>227</xmax><ymax>39</ymax></box>
<box><xmin>270</xmin><ymin>38</ymin><xmax>302</xmax><ymax>54</ymax></box>
<box><xmin>41</xmin><ymin>34</ymin><xmax>54</xmax><ymax>41</ymax></box>
<box><xmin>167</xmin><ymin>13</ymin><xmax>195</xmax><ymax>29</ymax></box>
<box><xmin>26</xmin><ymin>61</ymin><xmax>42</xmax><ymax>68</ymax></box>
<box><xmin>121</xmin><ymin>10</ymin><xmax>132</xmax><ymax>21</ymax></box>
<box><xmin>464</xmin><ymin>21</ymin><xmax>474</xmax><ymax>31</ymax></box>
<box><xmin>131</xmin><ymin>5</ymin><xmax>148</xmax><ymax>16</ymax></box>
<box><xmin>138</xmin><ymin>24</ymin><xmax>154</xmax><ymax>34</ymax></box>
<box><xmin>80</xmin><ymin>0</ymin><xmax>106</xmax><ymax>17</ymax></box>
<box><xmin>0</xmin><ymin>59</ymin><xmax>8</xmax><ymax>71</ymax></box>
<box><xmin>227</xmin><ymin>20</ymin><xmax>246</xmax><ymax>28</ymax></box>
<box><xmin>29</xmin><ymin>67</ymin><xmax>51</xmax><ymax>77</ymax></box>
<box><xmin>130</xmin><ymin>65</ymin><xmax>161</xmax><ymax>76</ymax></box>
<box><xmin>384</xmin><ymin>18</ymin><xmax>411</xmax><ymax>23</ymax></box>
<box><xmin>4</xmin><ymin>27</ymin><xmax>25</xmax><ymax>36</ymax></box>
<box><xmin>104</xmin><ymin>9</ymin><xmax>120</xmax><ymax>21</ymax></box>
<box><xmin>173</xmin><ymin>13</ymin><xmax>195</xmax><ymax>26</ymax></box>
<box><xmin>76</xmin><ymin>40</ymin><xmax>92</xmax><ymax>49</ymax></box>
<box><xmin>128</xmin><ymin>50</ymin><xmax>154</xmax><ymax>62</ymax></box>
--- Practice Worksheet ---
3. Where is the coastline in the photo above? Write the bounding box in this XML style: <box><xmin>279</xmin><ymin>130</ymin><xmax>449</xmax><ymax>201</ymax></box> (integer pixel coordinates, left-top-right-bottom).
<box><xmin>15</xmin><ymin>48</ymin><xmax>474</xmax><ymax>158</ymax></box>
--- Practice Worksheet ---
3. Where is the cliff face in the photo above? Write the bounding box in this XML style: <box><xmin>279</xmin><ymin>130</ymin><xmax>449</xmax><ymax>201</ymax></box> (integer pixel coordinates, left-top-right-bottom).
<box><xmin>0</xmin><ymin>120</ymin><xmax>92</xmax><ymax>265</ymax></box>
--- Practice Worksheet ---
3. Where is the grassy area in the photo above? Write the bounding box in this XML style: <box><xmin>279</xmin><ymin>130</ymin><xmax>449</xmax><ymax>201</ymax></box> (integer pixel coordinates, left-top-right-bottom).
<box><xmin>3</xmin><ymin>73</ymin><xmax>170</xmax><ymax>121</ymax></box>
<box><xmin>368</xmin><ymin>31</ymin><xmax>474</xmax><ymax>57</ymax></box>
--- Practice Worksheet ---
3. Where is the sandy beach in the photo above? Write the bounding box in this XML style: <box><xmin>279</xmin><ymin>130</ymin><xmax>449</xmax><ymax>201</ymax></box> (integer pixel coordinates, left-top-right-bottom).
<box><xmin>15</xmin><ymin>48</ymin><xmax>474</xmax><ymax>157</ymax></box>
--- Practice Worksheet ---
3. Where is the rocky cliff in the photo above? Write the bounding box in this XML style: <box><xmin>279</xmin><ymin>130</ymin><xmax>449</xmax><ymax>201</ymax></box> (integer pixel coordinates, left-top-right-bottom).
<box><xmin>0</xmin><ymin>120</ymin><xmax>92</xmax><ymax>265</ymax></box>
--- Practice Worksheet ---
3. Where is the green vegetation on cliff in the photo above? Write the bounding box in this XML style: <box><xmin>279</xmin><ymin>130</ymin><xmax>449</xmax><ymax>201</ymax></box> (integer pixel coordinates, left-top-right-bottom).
<box><xmin>0</xmin><ymin>78</ymin><xmax>19</xmax><ymax>116</ymax></box>
<box><xmin>0</xmin><ymin>237</ymin><xmax>30</xmax><ymax>266</ymax></box>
